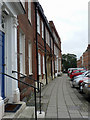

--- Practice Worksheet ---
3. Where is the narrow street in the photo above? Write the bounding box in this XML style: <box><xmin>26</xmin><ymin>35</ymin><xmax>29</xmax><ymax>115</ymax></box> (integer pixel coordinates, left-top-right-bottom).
<box><xmin>41</xmin><ymin>74</ymin><xmax>89</xmax><ymax>119</ymax></box>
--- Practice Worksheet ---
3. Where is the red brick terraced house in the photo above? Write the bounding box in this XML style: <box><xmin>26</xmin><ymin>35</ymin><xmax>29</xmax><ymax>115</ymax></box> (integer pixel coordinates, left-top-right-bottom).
<box><xmin>0</xmin><ymin>1</ymin><xmax>62</xmax><ymax>119</ymax></box>
<box><xmin>16</xmin><ymin>1</ymin><xmax>62</xmax><ymax>101</ymax></box>
<box><xmin>12</xmin><ymin>1</ymin><xmax>62</xmax><ymax>102</ymax></box>
<box><xmin>49</xmin><ymin>21</ymin><xmax>62</xmax><ymax>77</ymax></box>
<box><xmin>77</xmin><ymin>44</ymin><xmax>90</xmax><ymax>70</ymax></box>
<box><xmin>16</xmin><ymin>1</ymin><xmax>38</xmax><ymax>101</ymax></box>
<box><xmin>35</xmin><ymin>2</ymin><xmax>55</xmax><ymax>86</ymax></box>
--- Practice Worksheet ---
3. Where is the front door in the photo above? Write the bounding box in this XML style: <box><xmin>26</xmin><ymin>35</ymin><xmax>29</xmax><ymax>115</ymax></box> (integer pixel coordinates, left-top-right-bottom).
<box><xmin>0</xmin><ymin>31</ymin><xmax>5</xmax><ymax>99</ymax></box>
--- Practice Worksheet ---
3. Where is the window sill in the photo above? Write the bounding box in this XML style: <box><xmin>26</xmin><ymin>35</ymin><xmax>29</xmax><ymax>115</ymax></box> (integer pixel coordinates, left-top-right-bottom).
<box><xmin>29</xmin><ymin>73</ymin><xmax>33</xmax><ymax>76</ymax></box>
<box><xmin>37</xmin><ymin>32</ymin><xmax>40</xmax><ymax>36</ymax></box>
<box><xmin>20</xmin><ymin>73</ymin><xmax>27</xmax><ymax>78</ymax></box>
<box><xmin>38</xmin><ymin>74</ymin><xmax>42</xmax><ymax>76</ymax></box>
<box><xmin>42</xmin><ymin>37</ymin><xmax>44</xmax><ymax>40</ymax></box>
<box><xmin>28</xmin><ymin>19</ymin><xmax>32</xmax><ymax>26</ymax></box>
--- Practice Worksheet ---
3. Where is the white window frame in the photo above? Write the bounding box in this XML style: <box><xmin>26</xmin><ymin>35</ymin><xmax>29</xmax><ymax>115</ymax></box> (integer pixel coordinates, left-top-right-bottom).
<box><xmin>42</xmin><ymin>21</ymin><xmax>44</xmax><ymax>39</ymax></box>
<box><xmin>46</xmin><ymin>28</ymin><xmax>48</xmax><ymax>44</ymax></box>
<box><xmin>38</xmin><ymin>53</ymin><xmax>41</xmax><ymax>75</ymax></box>
<box><xmin>37</xmin><ymin>13</ymin><xmax>40</xmax><ymax>34</ymax></box>
<box><xmin>28</xmin><ymin>42</ymin><xmax>32</xmax><ymax>75</ymax></box>
<box><xmin>19</xmin><ymin>31</ymin><xmax>25</xmax><ymax>75</ymax></box>
<box><xmin>28</xmin><ymin>0</ymin><xmax>31</xmax><ymax>23</ymax></box>
<box><xmin>48</xmin><ymin>33</ymin><xmax>50</xmax><ymax>46</ymax></box>
<box><xmin>43</xmin><ymin>55</ymin><xmax>45</xmax><ymax>74</ymax></box>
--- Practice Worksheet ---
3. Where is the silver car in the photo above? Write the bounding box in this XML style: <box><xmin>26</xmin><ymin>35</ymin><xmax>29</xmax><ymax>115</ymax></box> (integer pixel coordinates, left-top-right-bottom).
<box><xmin>81</xmin><ymin>78</ymin><xmax>90</xmax><ymax>95</ymax></box>
<box><xmin>72</xmin><ymin>71</ymin><xmax>90</xmax><ymax>88</ymax></box>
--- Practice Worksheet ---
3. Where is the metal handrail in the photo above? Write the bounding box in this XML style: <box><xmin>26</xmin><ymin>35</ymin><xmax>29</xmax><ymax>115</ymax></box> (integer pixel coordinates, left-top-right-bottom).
<box><xmin>12</xmin><ymin>70</ymin><xmax>44</xmax><ymax>85</ymax></box>
<box><xmin>12</xmin><ymin>70</ymin><xmax>43</xmax><ymax>114</ymax></box>
<box><xmin>0</xmin><ymin>72</ymin><xmax>38</xmax><ymax>120</ymax></box>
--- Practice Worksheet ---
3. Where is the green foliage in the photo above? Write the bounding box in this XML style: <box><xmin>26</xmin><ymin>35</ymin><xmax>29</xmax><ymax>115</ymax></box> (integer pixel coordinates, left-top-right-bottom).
<box><xmin>62</xmin><ymin>53</ymin><xmax>77</xmax><ymax>72</ymax></box>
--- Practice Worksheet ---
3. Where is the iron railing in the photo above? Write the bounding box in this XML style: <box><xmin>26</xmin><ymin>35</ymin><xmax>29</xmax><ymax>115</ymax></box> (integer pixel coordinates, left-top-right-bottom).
<box><xmin>12</xmin><ymin>70</ymin><xmax>44</xmax><ymax>114</ymax></box>
<box><xmin>1</xmin><ymin>72</ymin><xmax>44</xmax><ymax>120</ymax></box>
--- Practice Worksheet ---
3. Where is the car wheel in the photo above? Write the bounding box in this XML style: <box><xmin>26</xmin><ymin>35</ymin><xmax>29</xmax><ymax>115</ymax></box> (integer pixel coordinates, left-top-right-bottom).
<box><xmin>71</xmin><ymin>76</ymin><xmax>75</xmax><ymax>81</ymax></box>
<box><xmin>72</xmin><ymin>84</ymin><xmax>75</xmax><ymax>88</ymax></box>
<box><xmin>70</xmin><ymin>81</ymin><xmax>75</xmax><ymax>88</ymax></box>
<box><xmin>79</xmin><ymin>84</ymin><xmax>83</xmax><ymax>93</ymax></box>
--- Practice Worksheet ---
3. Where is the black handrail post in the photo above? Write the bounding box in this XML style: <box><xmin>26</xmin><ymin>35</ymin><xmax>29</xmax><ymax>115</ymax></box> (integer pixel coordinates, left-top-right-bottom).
<box><xmin>12</xmin><ymin>71</ymin><xmax>44</xmax><ymax>117</ymax></box>
<box><xmin>1</xmin><ymin>72</ymin><xmax>38</xmax><ymax>120</ymax></box>
<box><xmin>35</xmin><ymin>3</ymin><xmax>39</xmax><ymax>91</ymax></box>
<box><xmin>39</xmin><ymin>83</ymin><xmax>42</xmax><ymax>114</ymax></box>
<box><xmin>34</xmin><ymin>88</ymin><xmax>37</xmax><ymax>120</ymax></box>
<box><xmin>44</xmin><ymin>23</ymin><xmax>48</xmax><ymax>85</ymax></box>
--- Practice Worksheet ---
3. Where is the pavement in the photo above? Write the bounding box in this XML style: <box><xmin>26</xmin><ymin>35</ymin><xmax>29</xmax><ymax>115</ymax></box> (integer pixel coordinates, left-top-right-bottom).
<box><xmin>41</xmin><ymin>74</ymin><xmax>89</xmax><ymax>119</ymax></box>
<box><xmin>2</xmin><ymin>74</ymin><xmax>90</xmax><ymax>119</ymax></box>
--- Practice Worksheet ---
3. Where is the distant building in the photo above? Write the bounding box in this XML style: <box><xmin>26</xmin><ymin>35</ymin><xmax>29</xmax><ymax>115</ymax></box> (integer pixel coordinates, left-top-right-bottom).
<box><xmin>77</xmin><ymin>44</ymin><xmax>90</xmax><ymax>70</ymax></box>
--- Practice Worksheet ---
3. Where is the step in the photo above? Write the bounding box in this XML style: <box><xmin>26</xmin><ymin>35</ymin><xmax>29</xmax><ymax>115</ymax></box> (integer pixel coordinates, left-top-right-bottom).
<box><xmin>4</xmin><ymin>98</ymin><xmax>9</xmax><ymax>105</ymax></box>
<box><xmin>18</xmin><ymin>106</ymin><xmax>35</xmax><ymax>118</ymax></box>
<box><xmin>2</xmin><ymin>101</ymin><xmax>26</xmax><ymax>119</ymax></box>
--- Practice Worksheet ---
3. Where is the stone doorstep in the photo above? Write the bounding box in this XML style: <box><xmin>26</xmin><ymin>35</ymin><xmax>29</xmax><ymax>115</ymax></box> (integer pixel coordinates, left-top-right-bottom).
<box><xmin>4</xmin><ymin>98</ymin><xmax>9</xmax><ymax>105</ymax></box>
<box><xmin>3</xmin><ymin>101</ymin><xmax>26</xmax><ymax>119</ymax></box>
<box><xmin>18</xmin><ymin>106</ymin><xmax>35</xmax><ymax>118</ymax></box>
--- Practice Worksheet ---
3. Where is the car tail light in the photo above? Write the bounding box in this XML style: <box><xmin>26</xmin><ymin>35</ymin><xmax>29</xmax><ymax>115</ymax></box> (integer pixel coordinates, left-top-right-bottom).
<box><xmin>79</xmin><ymin>80</ymin><xmax>83</xmax><ymax>83</ymax></box>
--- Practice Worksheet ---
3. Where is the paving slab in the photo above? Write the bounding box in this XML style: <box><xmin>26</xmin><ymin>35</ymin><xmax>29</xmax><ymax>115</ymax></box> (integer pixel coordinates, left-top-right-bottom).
<box><xmin>58</xmin><ymin>111</ymin><xmax>70</xmax><ymax>118</ymax></box>
<box><xmin>41</xmin><ymin>74</ymin><xmax>90</xmax><ymax>119</ymax></box>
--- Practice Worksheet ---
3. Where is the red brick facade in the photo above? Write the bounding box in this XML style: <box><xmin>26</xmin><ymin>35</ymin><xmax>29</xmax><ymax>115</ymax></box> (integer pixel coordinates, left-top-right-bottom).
<box><xmin>77</xmin><ymin>44</ymin><xmax>90</xmax><ymax>70</ymax></box>
<box><xmin>17</xmin><ymin>2</ymin><xmax>37</xmax><ymax>100</ymax></box>
<box><xmin>17</xmin><ymin>2</ymin><xmax>62</xmax><ymax>100</ymax></box>
<box><xmin>49</xmin><ymin>21</ymin><xmax>62</xmax><ymax>76</ymax></box>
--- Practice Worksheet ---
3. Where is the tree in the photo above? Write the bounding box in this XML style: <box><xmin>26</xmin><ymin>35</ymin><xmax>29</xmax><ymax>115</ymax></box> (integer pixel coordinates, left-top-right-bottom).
<box><xmin>62</xmin><ymin>53</ymin><xmax>77</xmax><ymax>72</ymax></box>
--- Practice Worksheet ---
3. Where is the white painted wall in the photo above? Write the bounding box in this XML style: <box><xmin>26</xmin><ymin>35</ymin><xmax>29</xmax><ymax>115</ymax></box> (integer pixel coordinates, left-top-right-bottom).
<box><xmin>5</xmin><ymin>15</ymin><xmax>20</xmax><ymax>103</ymax></box>
<box><xmin>0</xmin><ymin>1</ymin><xmax>25</xmax><ymax>119</ymax></box>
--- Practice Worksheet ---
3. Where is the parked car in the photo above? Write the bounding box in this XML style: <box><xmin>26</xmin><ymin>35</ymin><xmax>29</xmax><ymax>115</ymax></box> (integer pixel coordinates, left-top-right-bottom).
<box><xmin>70</xmin><ymin>69</ymin><xmax>86</xmax><ymax>80</ymax></box>
<box><xmin>80</xmin><ymin>76</ymin><xmax>90</xmax><ymax>94</ymax></box>
<box><xmin>68</xmin><ymin>68</ymin><xmax>84</xmax><ymax>76</ymax></box>
<box><xmin>74</xmin><ymin>70</ymin><xmax>90</xmax><ymax>79</ymax></box>
<box><xmin>68</xmin><ymin>68</ymin><xmax>77</xmax><ymax>76</ymax></box>
<box><xmin>72</xmin><ymin>72</ymin><xmax>90</xmax><ymax>89</ymax></box>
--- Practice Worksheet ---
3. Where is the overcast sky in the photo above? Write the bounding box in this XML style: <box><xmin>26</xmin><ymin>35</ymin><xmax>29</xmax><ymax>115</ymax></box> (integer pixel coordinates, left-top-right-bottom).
<box><xmin>39</xmin><ymin>0</ymin><xmax>89</xmax><ymax>59</ymax></box>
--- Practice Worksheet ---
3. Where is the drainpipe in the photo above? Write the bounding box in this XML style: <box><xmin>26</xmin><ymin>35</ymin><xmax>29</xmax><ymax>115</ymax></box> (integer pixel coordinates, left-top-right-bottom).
<box><xmin>50</xmin><ymin>37</ymin><xmax>53</xmax><ymax>80</ymax></box>
<box><xmin>53</xmin><ymin>40</ymin><xmax>55</xmax><ymax>78</ymax></box>
<box><xmin>44</xmin><ymin>23</ymin><xmax>48</xmax><ymax>84</ymax></box>
<box><xmin>35</xmin><ymin>3</ymin><xmax>39</xmax><ymax>90</ymax></box>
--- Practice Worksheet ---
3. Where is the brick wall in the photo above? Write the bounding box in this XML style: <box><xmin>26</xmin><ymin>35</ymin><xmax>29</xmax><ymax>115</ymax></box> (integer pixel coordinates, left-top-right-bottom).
<box><xmin>49</xmin><ymin>21</ymin><xmax>62</xmax><ymax>75</ymax></box>
<box><xmin>17</xmin><ymin>2</ymin><xmax>36</xmax><ymax>100</ymax></box>
<box><xmin>77</xmin><ymin>44</ymin><xmax>90</xmax><ymax>70</ymax></box>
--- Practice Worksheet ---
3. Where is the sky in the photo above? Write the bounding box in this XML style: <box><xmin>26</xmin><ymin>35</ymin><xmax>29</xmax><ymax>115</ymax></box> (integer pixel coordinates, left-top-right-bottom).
<box><xmin>39</xmin><ymin>0</ymin><xmax>89</xmax><ymax>60</ymax></box>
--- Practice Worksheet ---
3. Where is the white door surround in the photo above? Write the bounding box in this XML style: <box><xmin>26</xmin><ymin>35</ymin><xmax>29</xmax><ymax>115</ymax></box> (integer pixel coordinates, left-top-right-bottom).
<box><xmin>0</xmin><ymin>1</ymin><xmax>25</xmax><ymax>119</ymax></box>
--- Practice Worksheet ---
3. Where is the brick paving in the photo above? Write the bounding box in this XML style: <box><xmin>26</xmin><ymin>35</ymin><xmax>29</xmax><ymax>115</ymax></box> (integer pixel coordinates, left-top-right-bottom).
<box><xmin>41</xmin><ymin>74</ymin><xmax>90</xmax><ymax>119</ymax></box>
